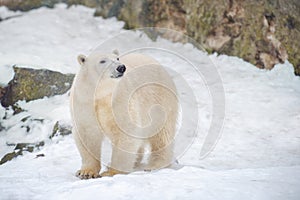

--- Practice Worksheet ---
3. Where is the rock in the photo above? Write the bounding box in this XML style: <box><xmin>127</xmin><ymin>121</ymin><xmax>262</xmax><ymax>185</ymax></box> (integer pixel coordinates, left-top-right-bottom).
<box><xmin>11</xmin><ymin>104</ymin><xmax>25</xmax><ymax>115</ymax></box>
<box><xmin>14</xmin><ymin>141</ymin><xmax>45</xmax><ymax>152</ymax></box>
<box><xmin>0</xmin><ymin>86</ymin><xmax>5</xmax><ymax>131</ymax></box>
<box><xmin>1</xmin><ymin>0</ymin><xmax>300</xmax><ymax>75</ymax></box>
<box><xmin>0</xmin><ymin>86</ymin><xmax>5</xmax><ymax>100</ymax></box>
<box><xmin>0</xmin><ymin>0</ymin><xmax>60</xmax><ymax>11</ymax></box>
<box><xmin>35</xmin><ymin>153</ymin><xmax>45</xmax><ymax>158</ymax></box>
<box><xmin>0</xmin><ymin>123</ymin><xmax>4</xmax><ymax>132</ymax></box>
<box><xmin>88</xmin><ymin>0</ymin><xmax>300</xmax><ymax>75</ymax></box>
<box><xmin>49</xmin><ymin>121</ymin><xmax>72</xmax><ymax>139</ymax></box>
<box><xmin>0</xmin><ymin>151</ymin><xmax>22</xmax><ymax>165</ymax></box>
<box><xmin>0</xmin><ymin>141</ymin><xmax>45</xmax><ymax>165</ymax></box>
<box><xmin>1</xmin><ymin>66</ymin><xmax>74</xmax><ymax>108</ymax></box>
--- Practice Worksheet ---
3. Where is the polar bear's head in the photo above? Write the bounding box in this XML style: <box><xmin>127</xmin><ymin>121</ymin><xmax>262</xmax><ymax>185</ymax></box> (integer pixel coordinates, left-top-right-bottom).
<box><xmin>77</xmin><ymin>50</ymin><xmax>126</xmax><ymax>79</ymax></box>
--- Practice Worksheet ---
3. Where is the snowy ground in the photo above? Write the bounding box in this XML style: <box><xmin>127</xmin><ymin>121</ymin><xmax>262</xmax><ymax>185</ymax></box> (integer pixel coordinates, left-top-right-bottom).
<box><xmin>0</xmin><ymin>4</ymin><xmax>300</xmax><ymax>200</ymax></box>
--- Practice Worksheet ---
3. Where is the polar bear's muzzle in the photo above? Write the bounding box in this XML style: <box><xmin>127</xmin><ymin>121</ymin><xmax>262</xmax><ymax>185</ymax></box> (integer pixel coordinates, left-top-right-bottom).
<box><xmin>111</xmin><ymin>64</ymin><xmax>126</xmax><ymax>78</ymax></box>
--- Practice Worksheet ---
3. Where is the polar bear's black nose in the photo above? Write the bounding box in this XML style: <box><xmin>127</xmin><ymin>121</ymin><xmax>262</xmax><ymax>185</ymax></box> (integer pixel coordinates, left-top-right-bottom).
<box><xmin>116</xmin><ymin>65</ymin><xmax>126</xmax><ymax>73</ymax></box>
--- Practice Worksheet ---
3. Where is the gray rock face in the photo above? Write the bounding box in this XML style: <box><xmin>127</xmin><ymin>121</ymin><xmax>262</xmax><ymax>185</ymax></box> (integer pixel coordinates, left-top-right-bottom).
<box><xmin>0</xmin><ymin>0</ymin><xmax>60</xmax><ymax>11</ymax></box>
<box><xmin>117</xmin><ymin>0</ymin><xmax>300</xmax><ymax>75</ymax></box>
<box><xmin>0</xmin><ymin>66</ymin><xmax>75</xmax><ymax>165</ymax></box>
<box><xmin>0</xmin><ymin>66</ymin><xmax>74</xmax><ymax>107</ymax></box>
<box><xmin>0</xmin><ymin>86</ymin><xmax>5</xmax><ymax>100</ymax></box>
<box><xmin>1</xmin><ymin>0</ymin><xmax>299</xmax><ymax>75</ymax></box>
<box><xmin>49</xmin><ymin>121</ymin><xmax>72</xmax><ymax>139</ymax></box>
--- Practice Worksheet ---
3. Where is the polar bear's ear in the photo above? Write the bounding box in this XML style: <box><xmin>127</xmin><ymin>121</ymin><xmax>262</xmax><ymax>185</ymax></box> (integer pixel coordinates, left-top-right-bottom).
<box><xmin>112</xmin><ymin>49</ymin><xmax>119</xmax><ymax>56</ymax></box>
<box><xmin>77</xmin><ymin>54</ymin><xmax>86</xmax><ymax>66</ymax></box>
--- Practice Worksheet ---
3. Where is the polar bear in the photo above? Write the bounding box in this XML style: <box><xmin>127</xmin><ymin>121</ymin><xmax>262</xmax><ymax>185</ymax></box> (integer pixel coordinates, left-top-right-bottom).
<box><xmin>70</xmin><ymin>50</ymin><xmax>178</xmax><ymax>179</ymax></box>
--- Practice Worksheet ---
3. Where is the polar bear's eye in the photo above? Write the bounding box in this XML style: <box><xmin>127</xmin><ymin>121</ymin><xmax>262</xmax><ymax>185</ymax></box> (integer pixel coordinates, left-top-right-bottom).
<box><xmin>117</xmin><ymin>58</ymin><xmax>119</xmax><ymax>61</ymax></box>
<box><xmin>100</xmin><ymin>60</ymin><xmax>106</xmax><ymax>64</ymax></box>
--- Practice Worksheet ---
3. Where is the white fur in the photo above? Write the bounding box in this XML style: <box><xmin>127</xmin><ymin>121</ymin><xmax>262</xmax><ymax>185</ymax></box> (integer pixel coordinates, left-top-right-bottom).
<box><xmin>70</xmin><ymin>51</ymin><xmax>178</xmax><ymax>178</ymax></box>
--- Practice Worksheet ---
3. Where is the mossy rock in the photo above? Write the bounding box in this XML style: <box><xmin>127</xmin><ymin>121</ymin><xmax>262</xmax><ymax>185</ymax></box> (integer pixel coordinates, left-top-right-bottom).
<box><xmin>0</xmin><ymin>150</ymin><xmax>22</xmax><ymax>165</ymax></box>
<box><xmin>1</xmin><ymin>66</ymin><xmax>74</xmax><ymax>108</ymax></box>
<box><xmin>0</xmin><ymin>141</ymin><xmax>44</xmax><ymax>165</ymax></box>
<box><xmin>94</xmin><ymin>0</ymin><xmax>300</xmax><ymax>75</ymax></box>
<box><xmin>49</xmin><ymin>121</ymin><xmax>72</xmax><ymax>139</ymax></box>
<box><xmin>0</xmin><ymin>0</ymin><xmax>61</xmax><ymax>11</ymax></box>
<box><xmin>14</xmin><ymin>141</ymin><xmax>45</xmax><ymax>152</ymax></box>
<box><xmin>1</xmin><ymin>0</ymin><xmax>300</xmax><ymax>75</ymax></box>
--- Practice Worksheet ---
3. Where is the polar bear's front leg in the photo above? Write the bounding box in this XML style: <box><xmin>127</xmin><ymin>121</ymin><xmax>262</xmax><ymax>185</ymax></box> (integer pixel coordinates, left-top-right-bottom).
<box><xmin>73</xmin><ymin>128</ymin><xmax>101</xmax><ymax>179</ymax></box>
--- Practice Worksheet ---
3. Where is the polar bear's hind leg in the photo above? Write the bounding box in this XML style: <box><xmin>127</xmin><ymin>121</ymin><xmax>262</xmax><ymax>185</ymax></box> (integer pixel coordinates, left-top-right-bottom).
<box><xmin>147</xmin><ymin>131</ymin><xmax>174</xmax><ymax>170</ymax></box>
<box><xmin>101</xmin><ymin>139</ymin><xmax>142</xmax><ymax>176</ymax></box>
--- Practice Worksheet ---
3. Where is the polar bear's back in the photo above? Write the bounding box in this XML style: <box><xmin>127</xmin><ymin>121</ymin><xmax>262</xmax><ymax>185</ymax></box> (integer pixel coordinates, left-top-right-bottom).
<box><xmin>119</xmin><ymin>53</ymin><xmax>160</xmax><ymax>70</ymax></box>
<box><xmin>119</xmin><ymin>53</ymin><xmax>177</xmax><ymax>122</ymax></box>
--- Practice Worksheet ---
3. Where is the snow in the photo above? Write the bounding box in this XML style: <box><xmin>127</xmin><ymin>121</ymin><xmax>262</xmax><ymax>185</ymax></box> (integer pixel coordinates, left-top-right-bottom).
<box><xmin>0</xmin><ymin>4</ymin><xmax>300</xmax><ymax>200</ymax></box>
<box><xmin>0</xmin><ymin>6</ymin><xmax>21</xmax><ymax>20</ymax></box>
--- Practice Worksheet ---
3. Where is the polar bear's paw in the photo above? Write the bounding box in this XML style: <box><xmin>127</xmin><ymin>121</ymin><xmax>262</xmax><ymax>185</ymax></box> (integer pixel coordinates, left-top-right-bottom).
<box><xmin>100</xmin><ymin>168</ymin><xmax>126</xmax><ymax>177</ymax></box>
<box><xmin>76</xmin><ymin>169</ymin><xmax>101</xmax><ymax>179</ymax></box>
